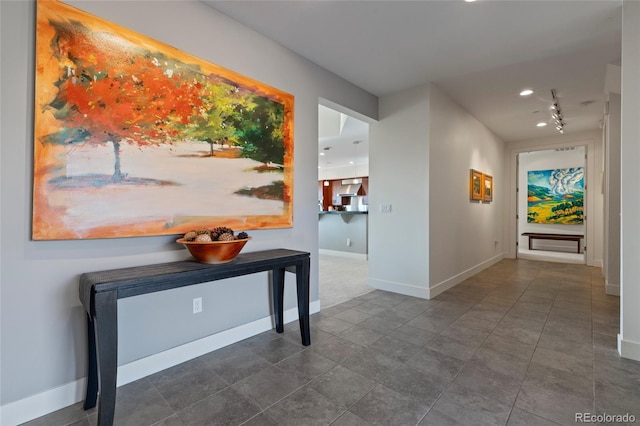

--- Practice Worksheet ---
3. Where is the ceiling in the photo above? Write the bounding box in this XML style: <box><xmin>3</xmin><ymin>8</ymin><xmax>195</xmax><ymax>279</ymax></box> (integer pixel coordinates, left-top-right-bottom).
<box><xmin>203</xmin><ymin>0</ymin><xmax>622</xmax><ymax>167</ymax></box>
<box><xmin>318</xmin><ymin>105</ymin><xmax>370</xmax><ymax>178</ymax></box>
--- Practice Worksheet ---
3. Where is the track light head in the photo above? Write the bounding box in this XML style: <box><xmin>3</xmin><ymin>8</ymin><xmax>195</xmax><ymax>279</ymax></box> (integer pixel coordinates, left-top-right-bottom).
<box><xmin>549</xmin><ymin>90</ymin><xmax>565</xmax><ymax>134</ymax></box>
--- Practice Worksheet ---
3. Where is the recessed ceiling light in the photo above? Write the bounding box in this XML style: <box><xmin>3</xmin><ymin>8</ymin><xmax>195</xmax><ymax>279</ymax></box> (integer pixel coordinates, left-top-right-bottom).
<box><xmin>465</xmin><ymin>0</ymin><xmax>477</xmax><ymax>2</ymax></box>
<box><xmin>536</xmin><ymin>122</ymin><xmax>548</xmax><ymax>127</ymax></box>
<box><xmin>319</xmin><ymin>152</ymin><xmax>325</xmax><ymax>156</ymax></box>
<box><xmin>520</xmin><ymin>89</ymin><xmax>534</xmax><ymax>96</ymax></box>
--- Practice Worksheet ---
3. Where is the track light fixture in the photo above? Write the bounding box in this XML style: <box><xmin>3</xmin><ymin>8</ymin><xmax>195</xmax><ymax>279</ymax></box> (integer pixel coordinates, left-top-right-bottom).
<box><xmin>550</xmin><ymin>89</ymin><xmax>565</xmax><ymax>134</ymax></box>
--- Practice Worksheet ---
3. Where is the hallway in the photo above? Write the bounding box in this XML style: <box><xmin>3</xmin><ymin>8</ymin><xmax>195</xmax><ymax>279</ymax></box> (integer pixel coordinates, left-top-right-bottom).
<box><xmin>24</xmin><ymin>259</ymin><xmax>638</xmax><ymax>426</ymax></box>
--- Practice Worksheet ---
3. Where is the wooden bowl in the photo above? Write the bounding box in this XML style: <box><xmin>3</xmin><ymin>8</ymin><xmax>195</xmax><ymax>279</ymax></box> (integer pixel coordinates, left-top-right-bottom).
<box><xmin>177</xmin><ymin>237</ymin><xmax>251</xmax><ymax>264</ymax></box>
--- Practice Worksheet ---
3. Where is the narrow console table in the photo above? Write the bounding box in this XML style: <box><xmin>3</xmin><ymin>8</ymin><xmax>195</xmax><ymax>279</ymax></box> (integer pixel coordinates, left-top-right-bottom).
<box><xmin>79</xmin><ymin>248</ymin><xmax>310</xmax><ymax>426</ymax></box>
<box><xmin>521</xmin><ymin>232</ymin><xmax>584</xmax><ymax>253</ymax></box>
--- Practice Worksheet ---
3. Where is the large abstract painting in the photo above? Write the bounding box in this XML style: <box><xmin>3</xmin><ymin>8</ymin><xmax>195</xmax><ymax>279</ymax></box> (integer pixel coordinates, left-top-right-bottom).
<box><xmin>527</xmin><ymin>167</ymin><xmax>584</xmax><ymax>224</ymax></box>
<box><xmin>33</xmin><ymin>0</ymin><xmax>294</xmax><ymax>240</ymax></box>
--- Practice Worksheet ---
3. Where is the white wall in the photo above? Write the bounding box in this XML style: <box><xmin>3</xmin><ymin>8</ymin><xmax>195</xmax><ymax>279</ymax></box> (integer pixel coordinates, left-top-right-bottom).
<box><xmin>604</xmin><ymin>92</ymin><xmax>621</xmax><ymax>294</ymax></box>
<box><xmin>368</xmin><ymin>85</ymin><xmax>430</xmax><ymax>298</ymax></box>
<box><xmin>323</xmin><ymin>162</ymin><xmax>370</xmax><ymax>181</ymax></box>
<box><xmin>619</xmin><ymin>0</ymin><xmax>640</xmax><ymax>361</ymax></box>
<box><xmin>505</xmin><ymin>130</ymin><xmax>603</xmax><ymax>267</ymax></box>
<box><xmin>518</xmin><ymin>147</ymin><xmax>586</xmax><ymax>252</ymax></box>
<box><xmin>428</xmin><ymin>84</ymin><xmax>505</xmax><ymax>296</ymax></box>
<box><xmin>0</xmin><ymin>0</ymin><xmax>377</xmax><ymax>421</ymax></box>
<box><xmin>368</xmin><ymin>83</ymin><xmax>506</xmax><ymax>300</ymax></box>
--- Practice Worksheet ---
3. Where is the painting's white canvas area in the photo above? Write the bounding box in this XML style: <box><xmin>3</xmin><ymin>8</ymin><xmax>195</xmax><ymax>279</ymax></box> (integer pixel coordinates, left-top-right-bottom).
<box><xmin>52</xmin><ymin>141</ymin><xmax>283</xmax><ymax>234</ymax></box>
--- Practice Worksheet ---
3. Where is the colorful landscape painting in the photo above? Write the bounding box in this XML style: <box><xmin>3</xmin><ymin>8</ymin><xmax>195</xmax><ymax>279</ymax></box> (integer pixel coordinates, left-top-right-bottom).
<box><xmin>33</xmin><ymin>0</ymin><xmax>294</xmax><ymax>240</ymax></box>
<box><xmin>527</xmin><ymin>167</ymin><xmax>584</xmax><ymax>224</ymax></box>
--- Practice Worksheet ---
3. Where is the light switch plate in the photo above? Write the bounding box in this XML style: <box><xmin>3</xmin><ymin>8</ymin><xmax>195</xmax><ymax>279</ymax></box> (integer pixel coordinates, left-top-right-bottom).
<box><xmin>379</xmin><ymin>204</ymin><xmax>392</xmax><ymax>213</ymax></box>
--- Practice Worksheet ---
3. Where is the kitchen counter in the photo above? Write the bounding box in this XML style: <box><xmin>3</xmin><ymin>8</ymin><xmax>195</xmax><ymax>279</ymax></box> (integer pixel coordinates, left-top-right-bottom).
<box><xmin>318</xmin><ymin>210</ymin><xmax>368</xmax><ymax>255</ymax></box>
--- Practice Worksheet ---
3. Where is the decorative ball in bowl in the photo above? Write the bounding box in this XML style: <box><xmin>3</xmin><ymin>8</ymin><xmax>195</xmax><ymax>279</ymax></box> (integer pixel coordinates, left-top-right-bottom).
<box><xmin>177</xmin><ymin>227</ymin><xmax>251</xmax><ymax>264</ymax></box>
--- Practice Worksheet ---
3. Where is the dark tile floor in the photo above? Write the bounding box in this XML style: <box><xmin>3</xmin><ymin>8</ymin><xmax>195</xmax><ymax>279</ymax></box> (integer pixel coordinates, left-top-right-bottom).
<box><xmin>23</xmin><ymin>259</ymin><xmax>640</xmax><ymax>426</ymax></box>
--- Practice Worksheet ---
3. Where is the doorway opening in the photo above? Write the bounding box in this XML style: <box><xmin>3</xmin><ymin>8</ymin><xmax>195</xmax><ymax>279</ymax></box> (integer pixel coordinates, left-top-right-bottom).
<box><xmin>317</xmin><ymin>102</ymin><xmax>373</xmax><ymax>308</ymax></box>
<box><xmin>517</xmin><ymin>146</ymin><xmax>587</xmax><ymax>264</ymax></box>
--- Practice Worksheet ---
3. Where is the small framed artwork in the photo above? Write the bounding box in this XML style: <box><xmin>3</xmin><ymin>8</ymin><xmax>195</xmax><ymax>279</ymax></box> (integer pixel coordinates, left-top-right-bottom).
<box><xmin>483</xmin><ymin>174</ymin><xmax>493</xmax><ymax>202</ymax></box>
<box><xmin>470</xmin><ymin>169</ymin><xmax>483</xmax><ymax>200</ymax></box>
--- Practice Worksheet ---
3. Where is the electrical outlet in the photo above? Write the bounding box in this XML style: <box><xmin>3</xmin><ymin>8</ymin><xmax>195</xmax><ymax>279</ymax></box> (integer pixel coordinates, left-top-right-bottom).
<box><xmin>347</xmin><ymin>238</ymin><xmax>351</xmax><ymax>246</ymax></box>
<box><xmin>193</xmin><ymin>297</ymin><xmax>202</xmax><ymax>314</ymax></box>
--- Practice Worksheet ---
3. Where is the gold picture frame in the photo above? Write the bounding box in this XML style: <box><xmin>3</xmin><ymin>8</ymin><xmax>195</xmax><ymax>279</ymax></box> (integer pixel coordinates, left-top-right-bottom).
<box><xmin>483</xmin><ymin>174</ymin><xmax>493</xmax><ymax>202</ymax></box>
<box><xmin>470</xmin><ymin>169</ymin><xmax>483</xmax><ymax>200</ymax></box>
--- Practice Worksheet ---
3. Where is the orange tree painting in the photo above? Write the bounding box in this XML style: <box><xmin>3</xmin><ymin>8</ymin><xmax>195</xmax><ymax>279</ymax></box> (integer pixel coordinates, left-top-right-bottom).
<box><xmin>33</xmin><ymin>0</ymin><xmax>293</xmax><ymax>240</ymax></box>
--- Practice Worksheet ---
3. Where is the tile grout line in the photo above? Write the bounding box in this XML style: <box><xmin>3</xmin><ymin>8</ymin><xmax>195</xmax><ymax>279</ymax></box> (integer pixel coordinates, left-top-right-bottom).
<box><xmin>504</xmin><ymin>267</ymin><xmax>555</xmax><ymax>426</ymax></box>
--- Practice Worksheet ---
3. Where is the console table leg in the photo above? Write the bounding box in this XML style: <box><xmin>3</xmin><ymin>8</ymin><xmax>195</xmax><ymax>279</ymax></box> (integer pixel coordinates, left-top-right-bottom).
<box><xmin>83</xmin><ymin>313</ymin><xmax>98</xmax><ymax>410</ymax></box>
<box><xmin>273</xmin><ymin>268</ymin><xmax>285</xmax><ymax>333</ymax></box>
<box><xmin>94</xmin><ymin>290</ymin><xmax>118</xmax><ymax>426</ymax></box>
<box><xmin>296</xmin><ymin>259</ymin><xmax>311</xmax><ymax>346</ymax></box>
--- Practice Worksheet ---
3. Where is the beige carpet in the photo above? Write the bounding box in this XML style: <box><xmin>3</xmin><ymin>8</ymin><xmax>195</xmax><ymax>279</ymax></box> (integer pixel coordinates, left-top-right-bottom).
<box><xmin>319</xmin><ymin>253</ymin><xmax>372</xmax><ymax>308</ymax></box>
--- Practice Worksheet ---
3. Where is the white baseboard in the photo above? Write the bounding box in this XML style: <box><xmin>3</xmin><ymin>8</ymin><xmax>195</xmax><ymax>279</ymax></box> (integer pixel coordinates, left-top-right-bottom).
<box><xmin>318</xmin><ymin>249</ymin><xmax>367</xmax><ymax>260</ymax></box>
<box><xmin>0</xmin><ymin>378</ymin><xmax>87</xmax><ymax>426</ymax></box>
<box><xmin>517</xmin><ymin>251</ymin><xmax>584</xmax><ymax>264</ymax></box>
<box><xmin>429</xmin><ymin>253</ymin><xmax>504</xmax><ymax>299</ymax></box>
<box><xmin>0</xmin><ymin>301</ymin><xmax>320</xmax><ymax>426</ymax></box>
<box><xmin>605</xmin><ymin>279</ymin><xmax>620</xmax><ymax>296</ymax></box>
<box><xmin>368</xmin><ymin>254</ymin><xmax>504</xmax><ymax>301</ymax></box>
<box><xmin>618</xmin><ymin>333</ymin><xmax>640</xmax><ymax>362</ymax></box>
<box><xmin>368</xmin><ymin>277</ymin><xmax>430</xmax><ymax>299</ymax></box>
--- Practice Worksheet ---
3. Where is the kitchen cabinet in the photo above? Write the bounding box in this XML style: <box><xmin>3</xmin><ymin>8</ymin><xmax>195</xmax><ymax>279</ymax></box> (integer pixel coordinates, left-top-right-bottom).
<box><xmin>318</xmin><ymin>177</ymin><xmax>368</xmax><ymax>211</ymax></box>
